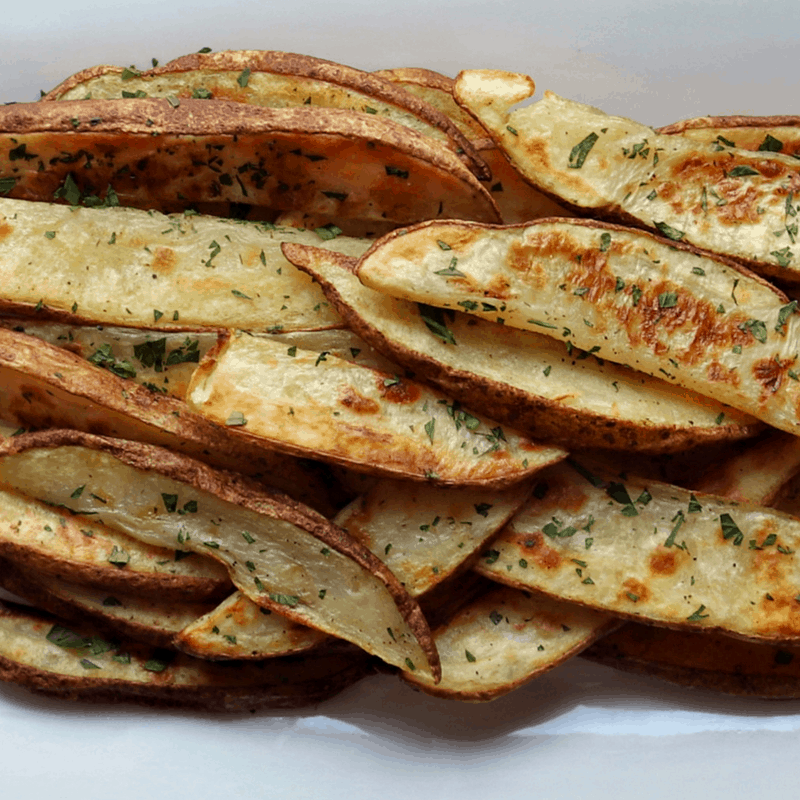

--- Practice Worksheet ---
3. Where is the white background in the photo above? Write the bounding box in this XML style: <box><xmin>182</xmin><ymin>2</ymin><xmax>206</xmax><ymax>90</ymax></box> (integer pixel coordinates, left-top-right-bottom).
<box><xmin>2</xmin><ymin>1</ymin><xmax>800</xmax><ymax>797</ymax></box>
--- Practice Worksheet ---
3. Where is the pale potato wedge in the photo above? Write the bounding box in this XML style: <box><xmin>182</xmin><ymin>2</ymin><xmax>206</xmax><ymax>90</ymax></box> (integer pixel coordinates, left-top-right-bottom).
<box><xmin>43</xmin><ymin>49</ymin><xmax>489</xmax><ymax>180</ymax></box>
<box><xmin>0</xmin><ymin>327</ymin><xmax>339</xmax><ymax>514</ymax></box>
<box><xmin>0</xmin><ymin>99</ymin><xmax>500</xmax><ymax>226</ymax></box>
<box><xmin>477</xmin><ymin>459</ymin><xmax>800</xmax><ymax>643</ymax></box>
<box><xmin>403</xmin><ymin>583</ymin><xmax>617</xmax><ymax>701</ymax></box>
<box><xmin>658</xmin><ymin>115</ymin><xmax>800</xmax><ymax>158</ymax></box>
<box><xmin>0</xmin><ymin>485</ymin><xmax>230</xmax><ymax>600</ymax></box>
<box><xmin>0</xmin><ymin>198</ymin><xmax>373</xmax><ymax>333</ymax></box>
<box><xmin>354</xmin><ymin>219</ymin><xmax>800</xmax><ymax>437</ymax></box>
<box><xmin>453</xmin><ymin>70</ymin><xmax>800</xmax><ymax>281</ymax></box>
<box><xmin>186</xmin><ymin>332</ymin><xmax>566</xmax><ymax>487</ymax></box>
<box><xmin>334</xmin><ymin>478</ymin><xmax>533</xmax><ymax>598</ymax></box>
<box><xmin>0</xmin><ymin>600</ymin><xmax>373</xmax><ymax>710</ymax></box>
<box><xmin>284</xmin><ymin>243</ymin><xmax>760</xmax><ymax>452</ymax></box>
<box><xmin>0</xmin><ymin>430</ymin><xmax>440</xmax><ymax>680</ymax></box>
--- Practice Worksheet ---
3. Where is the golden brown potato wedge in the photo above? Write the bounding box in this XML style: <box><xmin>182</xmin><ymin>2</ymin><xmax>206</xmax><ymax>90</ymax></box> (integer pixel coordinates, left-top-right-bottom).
<box><xmin>355</xmin><ymin>219</ymin><xmax>788</xmax><ymax>436</ymax></box>
<box><xmin>477</xmin><ymin>459</ymin><xmax>800</xmax><ymax>644</ymax></box>
<box><xmin>284</xmin><ymin>243</ymin><xmax>761</xmax><ymax>452</ymax></box>
<box><xmin>0</xmin><ymin>600</ymin><xmax>373</xmax><ymax>710</ymax></box>
<box><xmin>0</xmin><ymin>430</ymin><xmax>440</xmax><ymax>679</ymax></box>
<box><xmin>186</xmin><ymin>332</ymin><xmax>566</xmax><ymax>487</ymax></box>
<box><xmin>0</xmin><ymin>99</ymin><xmax>500</xmax><ymax>226</ymax></box>
<box><xmin>43</xmin><ymin>49</ymin><xmax>489</xmax><ymax>180</ymax></box>
<box><xmin>453</xmin><ymin>70</ymin><xmax>800</xmax><ymax>281</ymax></box>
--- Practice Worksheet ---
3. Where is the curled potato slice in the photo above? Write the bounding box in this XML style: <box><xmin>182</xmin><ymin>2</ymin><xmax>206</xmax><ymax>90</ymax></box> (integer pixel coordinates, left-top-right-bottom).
<box><xmin>0</xmin><ymin>430</ymin><xmax>440</xmax><ymax>680</ymax></box>
<box><xmin>453</xmin><ymin>69</ymin><xmax>800</xmax><ymax>281</ymax></box>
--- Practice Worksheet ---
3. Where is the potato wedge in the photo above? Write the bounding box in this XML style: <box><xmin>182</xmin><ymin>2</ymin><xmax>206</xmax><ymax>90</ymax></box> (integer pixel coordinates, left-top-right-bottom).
<box><xmin>0</xmin><ymin>99</ymin><xmax>500</xmax><ymax>225</ymax></box>
<box><xmin>0</xmin><ymin>198</ymin><xmax>374</xmax><ymax>333</ymax></box>
<box><xmin>0</xmin><ymin>430</ymin><xmax>440</xmax><ymax>679</ymax></box>
<box><xmin>453</xmin><ymin>70</ymin><xmax>800</xmax><ymax>281</ymax></box>
<box><xmin>403</xmin><ymin>583</ymin><xmax>616</xmax><ymax>701</ymax></box>
<box><xmin>582</xmin><ymin>623</ymin><xmax>800</xmax><ymax>698</ymax></box>
<box><xmin>477</xmin><ymin>459</ymin><xmax>800</xmax><ymax>643</ymax></box>
<box><xmin>43</xmin><ymin>49</ymin><xmax>489</xmax><ymax>180</ymax></box>
<box><xmin>658</xmin><ymin>115</ymin><xmax>800</xmax><ymax>158</ymax></box>
<box><xmin>0</xmin><ymin>485</ymin><xmax>230</xmax><ymax>600</ymax></box>
<box><xmin>354</xmin><ymin>219</ymin><xmax>800</xmax><ymax>437</ymax></box>
<box><xmin>284</xmin><ymin>243</ymin><xmax>760</xmax><ymax>452</ymax></box>
<box><xmin>375</xmin><ymin>67</ymin><xmax>573</xmax><ymax>223</ymax></box>
<box><xmin>186</xmin><ymin>332</ymin><xmax>566</xmax><ymax>487</ymax></box>
<box><xmin>0</xmin><ymin>557</ymin><xmax>215</xmax><ymax>648</ymax></box>
<box><xmin>0</xmin><ymin>327</ymin><xmax>339</xmax><ymax>513</ymax></box>
<box><xmin>0</xmin><ymin>600</ymin><xmax>372</xmax><ymax>710</ymax></box>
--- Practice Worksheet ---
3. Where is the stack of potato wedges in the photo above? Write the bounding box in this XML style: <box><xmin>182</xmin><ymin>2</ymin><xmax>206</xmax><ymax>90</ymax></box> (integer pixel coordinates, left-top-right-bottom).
<box><xmin>2</xmin><ymin>50</ymin><xmax>800</xmax><ymax>710</ymax></box>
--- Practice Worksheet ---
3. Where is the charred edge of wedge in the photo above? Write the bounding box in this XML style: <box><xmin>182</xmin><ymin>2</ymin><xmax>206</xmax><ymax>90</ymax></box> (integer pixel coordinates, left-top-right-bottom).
<box><xmin>0</xmin><ymin>98</ymin><xmax>499</xmax><ymax>220</ymax></box>
<box><xmin>0</xmin><ymin>556</ymin><xmax>204</xmax><ymax>649</ymax></box>
<box><xmin>657</xmin><ymin>115</ymin><xmax>800</xmax><ymax>136</ymax></box>
<box><xmin>282</xmin><ymin>242</ymin><xmax>763</xmax><ymax>454</ymax></box>
<box><xmin>0</xmin><ymin>601</ymin><xmax>375</xmax><ymax>711</ymax></box>
<box><xmin>0</xmin><ymin>429</ymin><xmax>442</xmax><ymax>683</ymax></box>
<box><xmin>0</xmin><ymin>327</ymin><xmax>340</xmax><ymax>515</ymax></box>
<box><xmin>42</xmin><ymin>50</ymin><xmax>490</xmax><ymax>180</ymax></box>
<box><xmin>581</xmin><ymin>622</ymin><xmax>800</xmax><ymax>699</ymax></box>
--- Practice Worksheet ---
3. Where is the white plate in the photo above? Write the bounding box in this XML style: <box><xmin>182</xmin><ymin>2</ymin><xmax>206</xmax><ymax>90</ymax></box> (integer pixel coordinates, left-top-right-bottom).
<box><xmin>2</xmin><ymin>2</ymin><xmax>800</xmax><ymax>796</ymax></box>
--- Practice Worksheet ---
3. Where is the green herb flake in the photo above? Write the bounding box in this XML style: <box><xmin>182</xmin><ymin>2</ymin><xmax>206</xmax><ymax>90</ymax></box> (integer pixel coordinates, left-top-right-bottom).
<box><xmin>568</xmin><ymin>132</ymin><xmax>599</xmax><ymax>169</ymax></box>
<box><xmin>720</xmin><ymin>513</ymin><xmax>744</xmax><ymax>546</ymax></box>
<box><xmin>225</xmin><ymin>411</ymin><xmax>247</xmax><ymax>427</ymax></box>
<box><xmin>654</xmin><ymin>221</ymin><xmax>685</xmax><ymax>241</ymax></box>
<box><xmin>269</xmin><ymin>593</ymin><xmax>300</xmax><ymax>608</ymax></box>
<box><xmin>686</xmin><ymin>605</ymin><xmax>710</xmax><ymax>622</ymax></box>
<box><xmin>465</xmin><ymin>650</ymin><xmax>477</xmax><ymax>663</ymax></box>
<box><xmin>237</xmin><ymin>68</ymin><xmax>251</xmax><ymax>88</ymax></box>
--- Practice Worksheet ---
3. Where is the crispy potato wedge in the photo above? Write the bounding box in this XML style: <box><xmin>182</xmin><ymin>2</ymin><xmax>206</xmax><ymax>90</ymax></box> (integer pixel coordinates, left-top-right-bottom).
<box><xmin>0</xmin><ymin>198</ymin><xmax>374</xmax><ymax>332</ymax></box>
<box><xmin>477</xmin><ymin>459</ymin><xmax>800</xmax><ymax>643</ymax></box>
<box><xmin>453</xmin><ymin>70</ymin><xmax>800</xmax><ymax>281</ymax></box>
<box><xmin>582</xmin><ymin>623</ymin><xmax>800</xmax><ymax>698</ymax></box>
<box><xmin>354</xmin><ymin>219</ymin><xmax>790</xmax><ymax>435</ymax></box>
<box><xmin>334</xmin><ymin>478</ymin><xmax>532</xmax><ymax>598</ymax></box>
<box><xmin>187</xmin><ymin>332</ymin><xmax>566</xmax><ymax>487</ymax></box>
<box><xmin>403</xmin><ymin>583</ymin><xmax>616</xmax><ymax>701</ymax></box>
<box><xmin>0</xmin><ymin>99</ymin><xmax>500</xmax><ymax>225</ymax></box>
<box><xmin>375</xmin><ymin>67</ymin><xmax>573</xmax><ymax>223</ymax></box>
<box><xmin>0</xmin><ymin>600</ymin><xmax>372</xmax><ymax>710</ymax></box>
<box><xmin>0</xmin><ymin>431</ymin><xmax>440</xmax><ymax>679</ymax></box>
<box><xmin>0</xmin><ymin>557</ymin><xmax>215</xmax><ymax>648</ymax></box>
<box><xmin>0</xmin><ymin>327</ymin><xmax>339</xmax><ymax>513</ymax></box>
<box><xmin>0</xmin><ymin>485</ymin><xmax>230</xmax><ymax>600</ymax></box>
<box><xmin>285</xmin><ymin>243</ymin><xmax>760</xmax><ymax>452</ymax></box>
<box><xmin>658</xmin><ymin>115</ymin><xmax>800</xmax><ymax>158</ymax></box>
<box><xmin>43</xmin><ymin>49</ymin><xmax>489</xmax><ymax>180</ymax></box>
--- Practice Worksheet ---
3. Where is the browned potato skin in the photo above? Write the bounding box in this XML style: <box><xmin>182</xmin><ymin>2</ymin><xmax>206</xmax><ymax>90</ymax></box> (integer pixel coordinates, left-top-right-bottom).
<box><xmin>0</xmin><ymin>99</ymin><xmax>500</xmax><ymax>226</ymax></box>
<box><xmin>43</xmin><ymin>49</ymin><xmax>490</xmax><ymax>180</ymax></box>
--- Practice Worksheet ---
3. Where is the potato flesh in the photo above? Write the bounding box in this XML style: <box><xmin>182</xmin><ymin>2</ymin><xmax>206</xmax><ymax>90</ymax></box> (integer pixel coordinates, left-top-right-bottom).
<box><xmin>0</xmin><ymin>199</ymin><xmax>368</xmax><ymax>331</ymax></box>
<box><xmin>0</xmin><ymin>445</ymin><xmax>434</xmax><ymax>676</ymax></box>
<box><xmin>454</xmin><ymin>72</ymin><xmax>800</xmax><ymax>280</ymax></box>
<box><xmin>356</xmin><ymin>221</ymin><xmax>800</xmax><ymax>436</ymax></box>
<box><xmin>478</xmin><ymin>460</ymin><xmax>800</xmax><ymax>642</ymax></box>
<box><xmin>187</xmin><ymin>334</ymin><xmax>564</xmax><ymax>486</ymax></box>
